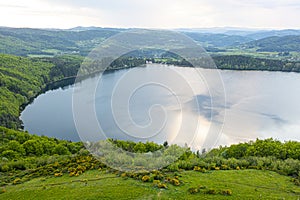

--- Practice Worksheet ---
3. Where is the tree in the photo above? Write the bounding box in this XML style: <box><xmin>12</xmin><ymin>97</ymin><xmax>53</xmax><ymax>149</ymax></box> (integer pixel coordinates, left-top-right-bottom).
<box><xmin>1</xmin><ymin>150</ymin><xmax>19</xmax><ymax>159</ymax></box>
<box><xmin>163</xmin><ymin>141</ymin><xmax>169</xmax><ymax>148</ymax></box>
<box><xmin>133</xmin><ymin>142</ymin><xmax>147</xmax><ymax>153</ymax></box>
<box><xmin>22</xmin><ymin>139</ymin><xmax>44</xmax><ymax>156</ymax></box>
<box><xmin>7</xmin><ymin>140</ymin><xmax>25</xmax><ymax>156</ymax></box>
<box><xmin>52</xmin><ymin>144</ymin><xmax>70</xmax><ymax>155</ymax></box>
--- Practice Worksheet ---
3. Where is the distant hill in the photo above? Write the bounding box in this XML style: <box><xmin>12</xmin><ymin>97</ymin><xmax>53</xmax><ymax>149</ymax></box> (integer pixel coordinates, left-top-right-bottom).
<box><xmin>67</xmin><ymin>26</ymin><xmax>126</xmax><ymax>32</ymax></box>
<box><xmin>0</xmin><ymin>27</ymin><xmax>120</xmax><ymax>56</ymax></box>
<box><xmin>182</xmin><ymin>32</ymin><xmax>253</xmax><ymax>47</ymax></box>
<box><xmin>245</xmin><ymin>29</ymin><xmax>300</xmax><ymax>40</ymax></box>
<box><xmin>245</xmin><ymin>35</ymin><xmax>300</xmax><ymax>52</ymax></box>
<box><xmin>177</xmin><ymin>28</ymin><xmax>300</xmax><ymax>40</ymax></box>
<box><xmin>1</xmin><ymin>26</ymin><xmax>300</xmax><ymax>56</ymax></box>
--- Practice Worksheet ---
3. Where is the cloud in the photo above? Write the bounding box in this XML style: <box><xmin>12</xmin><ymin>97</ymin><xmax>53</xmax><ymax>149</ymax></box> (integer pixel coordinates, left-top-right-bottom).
<box><xmin>0</xmin><ymin>0</ymin><xmax>299</xmax><ymax>28</ymax></box>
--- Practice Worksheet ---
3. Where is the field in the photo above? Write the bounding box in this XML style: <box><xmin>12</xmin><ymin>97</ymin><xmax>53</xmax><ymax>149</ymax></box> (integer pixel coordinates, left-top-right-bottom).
<box><xmin>1</xmin><ymin>169</ymin><xmax>299</xmax><ymax>199</ymax></box>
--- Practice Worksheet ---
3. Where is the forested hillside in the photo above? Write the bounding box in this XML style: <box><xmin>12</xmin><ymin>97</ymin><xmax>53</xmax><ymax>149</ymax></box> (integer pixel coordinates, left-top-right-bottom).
<box><xmin>0</xmin><ymin>54</ymin><xmax>53</xmax><ymax>128</ymax></box>
<box><xmin>0</xmin><ymin>54</ymin><xmax>83</xmax><ymax>129</ymax></box>
<box><xmin>0</xmin><ymin>27</ymin><xmax>119</xmax><ymax>56</ymax></box>
<box><xmin>213</xmin><ymin>55</ymin><xmax>300</xmax><ymax>72</ymax></box>
<box><xmin>245</xmin><ymin>35</ymin><xmax>300</xmax><ymax>52</ymax></box>
<box><xmin>183</xmin><ymin>32</ymin><xmax>253</xmax><ymax>47</ymax></box>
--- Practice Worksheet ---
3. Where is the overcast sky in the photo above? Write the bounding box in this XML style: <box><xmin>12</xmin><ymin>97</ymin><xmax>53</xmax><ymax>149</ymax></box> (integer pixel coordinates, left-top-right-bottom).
<box><xmin>0</xmin><ymin>0</ymin><xmax>299</xmax><ymax>29</ymax></box>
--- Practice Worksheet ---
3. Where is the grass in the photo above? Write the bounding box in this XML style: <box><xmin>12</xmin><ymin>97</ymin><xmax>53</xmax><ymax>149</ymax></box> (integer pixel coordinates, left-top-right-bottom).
<box><xmin>1</xmin><ymin>169</ymin><xmax>299</xmax><ymax>199</ymax></box>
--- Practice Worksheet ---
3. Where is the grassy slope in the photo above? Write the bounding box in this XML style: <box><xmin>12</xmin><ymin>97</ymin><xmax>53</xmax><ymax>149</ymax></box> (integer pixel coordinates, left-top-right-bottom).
<box><xmin>1</xmin><ymin>170</ymin><xmax>299</xmax><ymax>200</ymax></box>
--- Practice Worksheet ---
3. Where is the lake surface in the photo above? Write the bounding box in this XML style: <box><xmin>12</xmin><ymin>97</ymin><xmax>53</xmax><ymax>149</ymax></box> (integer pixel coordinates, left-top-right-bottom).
<box><xmin>20</xmin><ymin>64</ymin><xmax>300</xmax><ymax>149</ymax></box>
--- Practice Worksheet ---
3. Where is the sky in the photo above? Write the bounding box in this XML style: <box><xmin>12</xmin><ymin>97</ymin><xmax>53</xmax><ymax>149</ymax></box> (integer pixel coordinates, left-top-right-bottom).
<box><xmin>0</xmin><ymin>0</ymin><xmax>300</xmax><ymax>29</ymax></box>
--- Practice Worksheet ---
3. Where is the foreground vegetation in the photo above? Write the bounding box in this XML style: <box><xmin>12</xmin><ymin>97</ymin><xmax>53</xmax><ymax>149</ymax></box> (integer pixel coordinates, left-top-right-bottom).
<box><xmin>1</xmin><ymin>169</ymin><xmax>299</xmax><ymax>199</ymax></box>
<box><xmin>0</xmin><ymin>127</ymin><xmax>299</xmax><ymax>199</ymax></box>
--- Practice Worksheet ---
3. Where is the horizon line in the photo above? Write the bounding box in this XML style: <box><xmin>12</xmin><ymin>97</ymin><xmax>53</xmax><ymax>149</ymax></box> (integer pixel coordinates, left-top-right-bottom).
<box><xmin>0</xmin><ymin>25</ymin><xmax>300</xmax><ymax>31</ymax></box>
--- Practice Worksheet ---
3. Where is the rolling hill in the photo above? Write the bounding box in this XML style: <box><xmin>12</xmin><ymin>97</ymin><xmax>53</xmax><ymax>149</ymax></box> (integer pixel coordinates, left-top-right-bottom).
<box><xmin>0</xmin><ymin>27</ymin><xmax>120</xmax><ymax>56</ymax></box>
<box><xmin>245</xmin><ymin>35</ymin><xmax>300</xmax><ymax>52</ymax></box>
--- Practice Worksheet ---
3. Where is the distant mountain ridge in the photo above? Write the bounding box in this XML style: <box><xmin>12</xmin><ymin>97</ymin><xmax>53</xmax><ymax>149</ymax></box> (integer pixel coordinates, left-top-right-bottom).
<box><xmin>0</xmin><ymin>27</ymin><xmax>120</xmax><ymax>56</ymax></box>
<box><xmin>245</xmin><ymin>29</ymin><xmax>300</xmax><ymax>40</ymax></box>
<box><xmin>0</xmin><ymin>26</ymin><xmax>300</xmax><ymax>56</ymax></box>
<box><xmin>245</xmin><ymin>35</ymin><xmax>300</xmax><ymax>52</ymax></box>
<box><xmin>183</xmin><ymin>32</ymin><xmax>253</xmax><ymax>47</ymax></box>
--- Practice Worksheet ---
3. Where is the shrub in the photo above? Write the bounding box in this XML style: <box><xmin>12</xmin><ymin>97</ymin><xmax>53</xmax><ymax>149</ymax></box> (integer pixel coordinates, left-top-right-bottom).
<box><xmin>142</xmin><ymin>175</ymin><xmax>150</xmax><ymax>182</ymax></box>
<box><xmin>220</xmin><ymin>164</ymin><xmax>229</xmax><ymax>170</ymax></box>
<box><xmin>0</xmin><ymin>188</ymin><xmax>6</xmax><ymax>194</ymax></box>
<box><xmin>220</xmin><ymin>189</ymin><xmax>233</xmax><ymax>196</ymax></box>
<box><xmin>153</xmin><ymin>180</ymin><xmax>161</xmax><ymax>187</ymax></box>
<box><xmin>12</xmin><ymin>178</ymin><xmax>22</xmax><ymax>185</ymax></box>
<box><xmin>52</xmin><ymin>144</ymin><xmax>71</xmax><ymax>155</ymax></box>
<box><xmin>1</xmin><ymin>150</ymin><xmax>19</xmax><ymax>160</ymax></box>
<box><xmin>178</xmin><ymin>160</ymin><xmax>193</xmax><ymax>170</ymax></box>
<box><xmin>69</xmin><ymin>171</ymin><xmax>76</xmax><ymax>177</ymax></box>
<box><xmin>209</xmin><ymin>163</ymin><xmax>216</xmax><ymax>170</ymax></box>
<box><xmin>227</xmin><ymin>158</ymin><xmax>239</xmax><ymax>169</ymax></box>
<box><xmin>198</xmin><ymin>185</ymin><xmax>206</xmax><ymax>189</ymax></box>
<box><xmin>199</xmin><ymin>168</ymin><xmax>207</xmax><ymax>173</ymax></box>
<box><xmin>204</xmin><ymin>188</ymin><xmax>217</xmax><ymax>195</ymax></box>
<box><xmin>170</xmin><ymin>178</ymin><xmax>180</xmax><ymax>186</ymax></box>
<box><xmin>153</xmin><ymin>173</ymin><xmax>164</xmax><ymax>181</ymax></box>
<box><xmin>193</xmin><ymin>166</ymin><xmax>201</xmax><ymax>171</ymax></box>
<box><xmin>292</xmin><ymin>178</ymin><xmax>300</xmax><ymax>186</ymax></box>
<box><xmin>54</xmin><ymin>172</ymin><xmax>63</xmax><ymax>177</ymax></box>
<box><xmin>238</xmin><ymin>159</ymin><xmax>250</xmax><ymax>168</ymax></box>
<box><xmin>0</xmin><ymin>164</ymin><xmax>9</xmax><ymax>172</ymax></box>
<box><xmin>167</xmin><ymin>163</ymin><xmax>179</xmax><ymax>172</ymax></box>
<box><xmin>22</xmin><ymin>140</ymin><xmax>44</xmax><ymax>156</ymax></box>
<box><xmin>196</xmin><ymin>160</ymin><xmax>209</xmax><ymax>169</ymax></box>
<box><xmin>188</xmin><ymin>187</ymin><xmax>199</xmax><ymax>194</ymax></box>
<box><xmin>157</xmin><ymin>183</ymin><xmax>167</xmax><ymax>189</ymax></box>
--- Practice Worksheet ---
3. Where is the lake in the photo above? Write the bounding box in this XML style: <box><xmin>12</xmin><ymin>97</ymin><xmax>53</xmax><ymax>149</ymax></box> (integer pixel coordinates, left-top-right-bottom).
<box><xmin>20</xmin><ymin>64</ymin><xmax>300</xmax><ymax>149</ymax></box>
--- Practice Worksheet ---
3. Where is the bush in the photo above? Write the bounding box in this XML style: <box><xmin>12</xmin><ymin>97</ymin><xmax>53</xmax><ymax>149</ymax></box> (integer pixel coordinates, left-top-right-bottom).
<box><xmin>170</xmin><ymin>178</ymin><xmax>180</xmax><ymax>186</ymax></box>
<box><xmin>1</xmin><ymin>150</ymin><xmax>19</xmax><ymax>160</ymax></box>
<box><xmin>54</xmin><ymin>172</ymin><xmax>63</xmax><ymax>177</ymax></box>
<box><xmin>167</xmin><ymin>163</ymin><xmax>179</xmax><ymax>172</ymax></box>
<box><xmin>157</xmin><ymin>183</ymin><xmax>167</xmax><ymax>189</ymax></box>
<box><xmin>52</xmin><ymin>144</ymin><xmax>71</xmax><ymax>155</ymax></box>
<box><xmin>220</xmin><ymin>164</ymin><xmax>229</xmax><ymax>170</ymax></box>
<box><xmin>141</xmin><ymin>175</ymin><xmax>150</xmax><ymax>182</ymax></box>
<box><xmin>22</xmin><ymin>140</ymin><xmax>44</xmax><ymax>156</ymax></box>
<box><xmin>0</xmin><ymin>187</ymin><xmax>6</xmax><ymax>194</ymax></box>
<box><xmin>292</xmin><ymin>178</ymin><xmax>300</xmax><ymax>186</ymax></box>
<box><xmin>0</xmin><ymin>164</ymin><xmax>9</xmax><ymax>172</ymax></box>
<box><xmin>152</xmin><ymin>180</ymin><xmax>161</xmax><ymax>187</ymax></box>
<box><xmin>188</xmin><ymin>185</ymin><xmax>207</xmax><ymax>194</ymax></box>
<box><xmin>220</xmin><ymin>189</ymin><xmax>232</xmax><ymax>196</ymax></box>
<box><xmin>12</xmin><ymin>178</ymin><xmax>22</xmax><ymax>185</ymax></box>
<box><xmin>188</xmin><ymin>187</ymin><xmax>199</xmax><ymax>194</ymax></box>
<box><xmin>281</xmin><ymin>159</ymin><xmax>300</xmax><ymax>176</ymax></box>
<box><xmin>9</xmin><ymin>160</ymin><xmax>26</xmax><ymax>170</ymax></box>
<box><xmin>204</xmin><ymin>188</ymin><xmax>217</xmax><ymax>195</ymax></box>
<box><xmin>193</xmin><ymin>166</ymin><xmax>201</xmax><ymax>171</ymax></box>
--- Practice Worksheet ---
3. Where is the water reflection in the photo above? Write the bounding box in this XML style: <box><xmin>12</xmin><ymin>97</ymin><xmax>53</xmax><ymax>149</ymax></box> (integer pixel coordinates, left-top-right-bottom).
<box><xmin>20</xmin><ymin>64</ymin><xmax>300</xmax><ymax>149</ymax></box>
